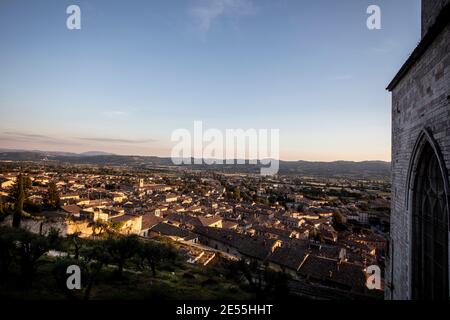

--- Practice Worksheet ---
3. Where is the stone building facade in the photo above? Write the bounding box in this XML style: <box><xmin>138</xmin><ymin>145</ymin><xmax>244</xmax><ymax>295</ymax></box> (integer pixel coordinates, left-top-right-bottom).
<box><xmin>387</xmin><ymin>0</ymin><xmax>450</xmax><ymax>300</ymax></box>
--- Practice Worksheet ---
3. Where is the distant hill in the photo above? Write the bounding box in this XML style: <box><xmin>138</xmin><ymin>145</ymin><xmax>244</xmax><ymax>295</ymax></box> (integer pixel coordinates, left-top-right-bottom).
<box><xmin>278</xmin><ymin>160</ymin><xmax>391</xmax><ymax>178</ymax></box>
<box><xmin>0</xmin><ymin>150</ymin><xmax>390</xmax><ymax>179</ymax></box>
<box><xmin>0</xmin><ymin>149</ymin><xmax>114</xmax><ymax>157</ymax></box>
<box><xmin>79</xmin><ymin>151</ymin><xmax>116</xmax><ymax>157</ymax></box>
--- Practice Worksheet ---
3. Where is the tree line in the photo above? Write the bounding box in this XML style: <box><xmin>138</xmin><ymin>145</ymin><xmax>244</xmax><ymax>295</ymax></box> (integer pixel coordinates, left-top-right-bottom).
<box><xmin>0</xmin><ymin>226</ymin><xmax>178</xmax><ymax>300</ymax></box>
<box><xmin>0</xmin><ymin>174</ymin><xmax>61</xmax><ymax>229</ymax></box>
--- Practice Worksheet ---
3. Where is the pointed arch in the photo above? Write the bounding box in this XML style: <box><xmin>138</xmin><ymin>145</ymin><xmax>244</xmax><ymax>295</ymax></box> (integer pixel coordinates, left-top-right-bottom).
<box><xmin>406</xmin><ymin>128</ymin><xmax>450</xmax><ymax>210</ymax></box>
<box><xmin>406</xmin><ymin>127</ymin><xmax>450</xmax><ymax>300</ymax></box>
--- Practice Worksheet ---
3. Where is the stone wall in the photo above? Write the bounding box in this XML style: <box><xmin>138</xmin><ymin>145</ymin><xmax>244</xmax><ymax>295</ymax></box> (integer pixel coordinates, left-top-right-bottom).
<box><xmin>388</xmin><ymin>20</ymin><xmax>450</xmax><ymax>299</ymax></box>
<box><xmin>422</xmin><ymin>0</ymin><xmax>450</xmax><ymax>37</ymax></box>
<box><xmin>1</xmin><ymin>215</ymin><xmax>93</xmax><ymax>237</ymax></box>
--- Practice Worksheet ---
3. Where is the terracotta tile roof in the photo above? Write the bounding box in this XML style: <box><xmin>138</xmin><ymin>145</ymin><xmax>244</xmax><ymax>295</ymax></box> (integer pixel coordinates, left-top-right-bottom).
<box><xmin>141</xmin><ymin>214</ymin><xmax>164</xmax><ymax>230</ymax></box>
<box><xmin>194</xmin><ymin>226</ymin><xmax>278</xmax><ymax>260</ymax></box>
<box><xmin>266</xmin><ymin>240</ymin><xmax>310</xmax><ymax>270</ymax></box>
<box><xmin>109</xmin><ymin>214</ymin><xmax>138</xmax><ymax>223</ymax></box>
<box><xmin>197</xmin><ymin>216</ymin><xmax>222</xmax><ymax>226</ymax></box>
<box><xmin>299</xmin><ymin>255</ymin><xmax>367</xmax><ymax>292</ymax></box>
<box><xmin>151</xmin><ymin>222</ymin><xmax>198</xmax><ymax>240</ymax></box>
<box><xmin>61</xmin><ymin>204</ymin><xmax>82</xmax><ymax>215</ymax></box>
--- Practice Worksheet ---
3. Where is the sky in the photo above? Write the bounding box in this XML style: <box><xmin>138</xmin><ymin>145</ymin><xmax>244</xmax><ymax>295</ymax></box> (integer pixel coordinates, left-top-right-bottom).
<box><xmin>0</xmin><ymin>0</ymin><xmax>421</xmax><ymax>161</ymax></box>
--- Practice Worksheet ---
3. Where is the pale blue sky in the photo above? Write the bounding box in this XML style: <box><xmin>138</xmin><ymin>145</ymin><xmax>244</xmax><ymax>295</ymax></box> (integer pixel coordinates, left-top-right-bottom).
<box><xmin>0</xmin><ymin>0</ymin><xmax>421</xmax><ymax>161</ymax></box>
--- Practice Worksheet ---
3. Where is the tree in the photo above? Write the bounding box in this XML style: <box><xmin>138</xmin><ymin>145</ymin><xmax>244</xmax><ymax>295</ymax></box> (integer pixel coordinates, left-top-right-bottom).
<box><xmin>310</xmin><ymin>229</ymin><xmax>324</xmax><ymax>243</ymax></box>
<box><xmin>9</xmin><ymin>174</ymin><xmax>32</xmax><ymax>202</ymax></box>
<box><xmin>67</xmin><ymin>232</ymin><xmax>83</xmax><ymax>260</ymax></box>
<box><xmin>44</xmin><ymin>181</ymin><xmax>60</xmax><ymax>210</ymax></box>
<box><xmin>53</xmin><ymin>240</ymin><xmax>110</xmax><ymax>300</ymax></box>
<box><xmin>80</xmin><ymin>240</ymin><xmax>111</xmax><ymax>300</ymax></box>
<box><xmin>0</xmin><ymin>196</ymin><xmax>6</xmax><ymax>221</ymax></box>
<box><xmin>233</xmin><ymin>187</ymin><xmax>241</xmax><ymax>201</ymax></box>
<box><xmin>332</xmin><ymin>211</ymin><xmax>347</xmax><ymax>231</ymax></box>
<box><xmin>104</xmin><ymin>235</ymin><xmax>140</xmax><ymax>278</ymax></box>
<box><xmin>88</xmin><ymin>220</ymin><xmax>109</xmax><ymax>237</ymax></box>
<box><xmin>23</xmin><ymin>201</ymin><xmax>42</xmax><ymax>214</ymax></box>
<box><xmin>12</xmin><ymin>175</ymin><xmax>29</xmax><ymax>228</ymax></box>
<box><xmin>15</xmin><ymin>230</ymin><xmax>50</xmax><ymax>288</ymax></box>
<box><xmin>52</xmin><ymin>258</ymin><xmax>85</xmax><ymax>300</ymax></box>
<box><xmin>0</xmin><ymin>227</ymin><xmax>20</xmax><ymax>283</ymax></box>
<box><xmin>261</xmin><ymin>268</ymin><xmax>290</xmax><ymax>299</ymax></box>
<box><xmin>47</xmin><ymin>227</ymin><xmax>63</xmax><ymax>250</ymax></box>
<box><xmin>297</xmin><ymin>203</ymin><xmax>306</xmax><ymax>212</ymax></box>
<box><xmin>229</xmin><ymin>259</ymin><xmax>290</xmax><ymax>300</ymax></box>
<box><xmin>138</xmin><ymin>240</ymin><xmax>177</xmax><ymax>276</ymax></box>
<box><xmin>88</xmin><ymin>220</ymin><xmax>123</xmax><ymax>237</ymax></box>
<box><xmin>108</xmin><ymin>221</ymin><xmax>125</xmax><ymax>235</ymax></box>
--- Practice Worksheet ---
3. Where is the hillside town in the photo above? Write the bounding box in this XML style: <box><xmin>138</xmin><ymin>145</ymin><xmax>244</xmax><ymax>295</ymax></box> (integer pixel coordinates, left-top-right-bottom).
<box><xmin>0</xmin><ymin>161</ymin><xmax>388</xmax><ymax>299</ymax></box>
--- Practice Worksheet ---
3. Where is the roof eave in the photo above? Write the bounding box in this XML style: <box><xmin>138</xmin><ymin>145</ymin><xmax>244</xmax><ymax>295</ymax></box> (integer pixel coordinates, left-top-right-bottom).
<box><xmin>387</xmin><ymin>3</ymin><xmax>450</xmax><ymax>92</ymax></box>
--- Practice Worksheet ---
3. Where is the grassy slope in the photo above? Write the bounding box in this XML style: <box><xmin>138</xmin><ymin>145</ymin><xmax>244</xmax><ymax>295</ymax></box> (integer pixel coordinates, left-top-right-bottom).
<box><xmin>0</xmin><ymin>256</ymin><xmax>252</xmax><ymax>300</ymax></box>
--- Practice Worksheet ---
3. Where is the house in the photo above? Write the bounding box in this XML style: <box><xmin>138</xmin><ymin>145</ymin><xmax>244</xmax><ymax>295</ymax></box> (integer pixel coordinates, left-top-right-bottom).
<box><xmin>139</xmin><ymin>214</ymin><xmax>164</xmax><ymax>237</ymax></box>
<box><xmin>265</xmin><ymin>240</ymin><xmax>310</xmax><ymax>278</ymax></box>
<box><xmin>77</xmin><ymin>199</ymin><xmax>111</xmax><ymax>207</ymax></box>
<box><xmin>0</xmin><ymin>178</ymin><xmax>14</xmax><ymax>189</ymax></box>
<box><xmin>165</xmin><ymin>193</ymin><xmax>178</xmax><ymax>203</ymax></box>
<box><xmin>108</xmin><ymin>214</ymin><xmax>142</xmax><ymax>235</ymax></box>
<box><xmin>298</xmin><ymin>255</ymin><xmax>368</xmax><ymax>294</ymax></box>
<box><xmin>166</xmin><ymin>212</ymin><xmax>223</xmax><ymax>229</ymax></box>
<box><xmin>172</xmin><ymin>204</ymin><xmax>185</xmax><ymax>212</ymax></box>
<box><xmin>319</xmin><ymin>225</ymin><xmax>338</xmax><ymax>243</ymax></box>
<box><xmin>197</xmin><ymin>216</ymin><xmax>223</xmax><ymax>228</ymax></box>
<box><xmin>111</xmin><ymin>192</ymin><xmax>127</xmax><ymax>203</ymax></box>
<box><xmin>252</xmin><ymin>225</ymin><xmax>296</xmax><ymax>240</ymax></box>
<box><xmin>145</xmin><ymin>184</ymin><xmax>172</xmax><ymax>193</ymax></box>
<box><xmin>309</xmin><ymin>243</ymin><xmax>347</xmax><ymax>261</ymax></box>
<box><xmin>348</xmin><ymin>233</ymin><xmax>387</xmax><ymax>255</ymax></box>
<box><xmin>193</xmin><ymin>226</ymin><xmax>281</xmax><ymax>261</ymax></box>
<box><xmin>60</xmin><ymin>193</ymin><xmax>80</xmax><ymax>201</ymax></box>
<box><xmin>319</xmin><ymin>212</ymin><xmax>334</xmax><ymax>219</ymax></box>
<box><xmin>61</xmin><ymin>204</ymin><xmax>82</xmax><ymax>217</ymax></box>
<box><xmin>222</xmin><ymin>220</ymin><xmax>239</xmax><ymax>230</ymax></box>
<box><xmin>149</xmin><ymin>222</ymin><xmax>199</xmax><ymax>243</ymax></box>
<box><xmin>181</xmin><ymin>196</ymin><xmax>193</xmax><ymax>205</ymax></box>
<box><xmin>152</xmin><ymin>205</ymin><xmax>168</xmax><ymax>217</ymax></box>
<box><xmin>187</xmin><ymin>205</ymin><xmax>202</xmax><ymax>212</ymax></box>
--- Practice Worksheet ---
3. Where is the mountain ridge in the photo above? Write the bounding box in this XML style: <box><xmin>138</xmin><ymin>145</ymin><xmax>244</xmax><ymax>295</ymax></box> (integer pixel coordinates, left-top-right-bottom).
<box><xmin>0</xmin><ymin>149</ymin><xmax>391</xmax><ymax>179</ymax></box>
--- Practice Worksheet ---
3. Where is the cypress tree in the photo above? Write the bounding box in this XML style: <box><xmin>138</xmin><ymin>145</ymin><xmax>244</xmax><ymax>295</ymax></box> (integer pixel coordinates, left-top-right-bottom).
<box><xmin>44</xmin><ymin>181</ymin><xmax>60</xmax><ymax>210</ymax></box>
<box><xmin>12</xmin><ymin>175</ymin><xmax>25</xmax><ymax>228</ymax></box>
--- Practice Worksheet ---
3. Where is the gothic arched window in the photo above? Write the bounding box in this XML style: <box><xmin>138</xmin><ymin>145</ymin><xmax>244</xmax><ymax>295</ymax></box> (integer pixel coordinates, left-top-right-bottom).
<box><xmin>412</xmin><ymin>140</ymin><xmax>449</xmax><ymax>300</ymax></box>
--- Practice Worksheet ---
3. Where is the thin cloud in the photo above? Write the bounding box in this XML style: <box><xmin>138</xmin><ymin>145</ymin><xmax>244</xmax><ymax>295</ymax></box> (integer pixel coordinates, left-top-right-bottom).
<box><xmin>3</xmin><ymin>132</ymin><xmax>53</xmax><ymax>139</ymax></box>
<box><xmin>1</xmin><ymin>131</ymin><xmax>157</xmax><ymax>147</ymax></box>
<box><xmin>79</xmin><ymin>137</ymin><xmax>157</xmax><ymax>144</ymax></box>
<box><xmin>1</xmin><ymin>131</ymin><xmax>83</xmax><ymax>146</ymax></box>
<box><xmin>189</xmin><ymin>0</ymin><xmax>256</xmax><ymax>33</ymax></box>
